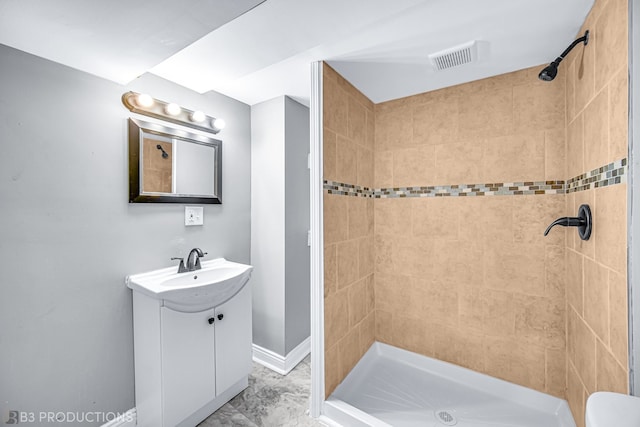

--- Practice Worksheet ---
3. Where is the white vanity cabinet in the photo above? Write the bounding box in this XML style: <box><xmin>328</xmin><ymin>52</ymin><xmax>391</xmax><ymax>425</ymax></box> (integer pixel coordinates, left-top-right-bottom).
<box><xmin>132</xmin><ymin>283</ymin><xmax>252</xmax><ymax>427</ymax></box>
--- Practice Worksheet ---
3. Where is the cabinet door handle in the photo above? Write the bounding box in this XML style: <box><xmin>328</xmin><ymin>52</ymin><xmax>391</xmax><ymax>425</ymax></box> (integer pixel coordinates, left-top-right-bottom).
<box><xmin>208</xmin><ymin>317</ymin><xmax>215</xmax><ymax>325</ymax></box>
<box><xmin>217</xmin><ymin>314</ymin><xmax>224</xmax><ymax>321</ymax></box>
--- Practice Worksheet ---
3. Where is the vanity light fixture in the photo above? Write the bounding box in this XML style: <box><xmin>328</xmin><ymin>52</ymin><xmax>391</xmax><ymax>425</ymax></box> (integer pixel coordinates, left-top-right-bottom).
<box><xmin>121</xmin><ymin>91</ymin><xmax>224</xmax><ymax>135</ymax></box>
<box><xmin>165</xmin><ymin>102</ymin><xmax>181</xmax><ymax>116</ymax></box>
<box><xmin>190</xmin><ymin>110</ymin><xmax>206</xmax><ymax>123</ymax></box>
<box><xmin>212</xmin><ymin>118</ymin><xmax>226</xmax><ymax>131</ymax></box>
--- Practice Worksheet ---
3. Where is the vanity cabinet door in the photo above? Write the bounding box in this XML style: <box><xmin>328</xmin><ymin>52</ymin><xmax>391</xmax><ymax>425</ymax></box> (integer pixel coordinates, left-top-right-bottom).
<box><xmin>161</xmin><ymin>307</ymin><xmax>216</xmax><ymax>427</ymax></box>
<box><xmin>214</xmin><ymin>283</ymin><xmax>252</xmax><ymax>394</ymax></box>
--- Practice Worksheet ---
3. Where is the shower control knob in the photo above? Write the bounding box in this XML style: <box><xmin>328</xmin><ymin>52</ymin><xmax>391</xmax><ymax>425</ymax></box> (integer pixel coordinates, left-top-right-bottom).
<box><xmin>208</xmin><ymin>317</ymin><xmax>215</xmax><ymax>325</ymax></box>
<box><xmin>217</xmin><ymin>314</ymin><xmax>224</xmax><ymax>321</ymax></box>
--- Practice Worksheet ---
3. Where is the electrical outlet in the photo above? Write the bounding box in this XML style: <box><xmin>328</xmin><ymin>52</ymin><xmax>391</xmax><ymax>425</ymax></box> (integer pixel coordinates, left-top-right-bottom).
<box><xmin>185</xmin><ymin>206</ymin><xmax>204</xmax><ymax>226</ymax></box>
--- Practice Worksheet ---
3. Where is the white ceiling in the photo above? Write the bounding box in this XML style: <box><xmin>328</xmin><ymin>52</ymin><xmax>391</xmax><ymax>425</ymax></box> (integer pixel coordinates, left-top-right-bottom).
<box><xmin>0</xmin><ymin>0</ymin><xmax>594</xmax><ymax>106</ymax></box>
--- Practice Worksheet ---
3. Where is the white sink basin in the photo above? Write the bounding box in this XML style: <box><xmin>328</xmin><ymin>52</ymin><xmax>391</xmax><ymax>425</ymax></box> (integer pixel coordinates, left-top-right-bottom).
<box><xmin>586</xmin><ymin>392</ymin><xmax>640</xmax><ymax>427</ymax></box>
<box><xmin>126</xmin><ymin>258</ymin><xmax>253</xmax><ymax>309</ymax></box>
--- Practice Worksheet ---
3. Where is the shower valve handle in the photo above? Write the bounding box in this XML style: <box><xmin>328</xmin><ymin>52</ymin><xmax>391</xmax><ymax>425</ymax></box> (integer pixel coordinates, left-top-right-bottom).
<box><xmin>544</xmin><ymin>204</ymin><xmax>592</xmax><ymax>241</ymax></box>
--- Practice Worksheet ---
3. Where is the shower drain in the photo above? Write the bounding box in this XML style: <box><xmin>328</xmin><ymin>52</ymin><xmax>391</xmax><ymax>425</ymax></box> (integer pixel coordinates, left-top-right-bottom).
<box><xmin>435</xmin><ymin>409</ymin><xmax>457</xmax><ymax>426</ymax></box>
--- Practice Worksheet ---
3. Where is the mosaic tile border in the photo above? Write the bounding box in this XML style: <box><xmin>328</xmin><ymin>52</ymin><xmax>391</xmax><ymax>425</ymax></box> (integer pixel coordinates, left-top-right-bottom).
<box><xmin>323</xmin><ymin>158</ymin><xmax>628</xmax><ymax>198</ymax></box>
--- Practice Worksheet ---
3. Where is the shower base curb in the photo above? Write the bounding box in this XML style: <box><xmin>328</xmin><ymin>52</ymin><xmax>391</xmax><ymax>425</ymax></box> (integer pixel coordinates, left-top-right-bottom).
<box><xmin>323</xmin><ymin>342</ymin><xmax>576</xmax><ymax>427</ymax></box>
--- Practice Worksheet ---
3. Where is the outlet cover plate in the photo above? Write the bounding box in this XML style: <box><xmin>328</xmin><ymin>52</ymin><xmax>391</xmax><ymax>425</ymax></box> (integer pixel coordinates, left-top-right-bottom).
<box><xmin>185</xmin><ymin>206</ymin><xmax>204</xmax><ymax>226</ymax></box>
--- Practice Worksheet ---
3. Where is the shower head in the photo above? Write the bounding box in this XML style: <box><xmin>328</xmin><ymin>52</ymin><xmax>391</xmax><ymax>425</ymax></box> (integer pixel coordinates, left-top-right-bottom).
<box><xmin>156</xmin><ymin>144</ymin><xmax>169</xmax><ymax>159</ymax></box>
<box><xmin>538</xmin><ymin>59</ymin><xmax>560</xmax><ymax>81</ymax></box>
<box><xmin>538</xmin><ymin>30</ymin><xmax>589</xmax><ymax>82</ymax></box>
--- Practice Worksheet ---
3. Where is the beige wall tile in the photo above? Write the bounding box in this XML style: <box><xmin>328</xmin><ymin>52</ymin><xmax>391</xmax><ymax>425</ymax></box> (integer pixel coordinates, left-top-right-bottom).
<box><xmin>348</xmin><ymin>278</ymin><xmax>368</xmax><ymax>328</ymax></box>
<box><xmin>364</xmin><ymin>274</ymin><xmax>375</xmax><ymax>314</ymax></box>
<box><xmin>375</xmin><ymin>197</ymin><xmax>412</xmax><ymax>236</ymax></box>
<box><xmin>324</xmin><ymin>289</ymin><xmax>349</xmax><ymax>349</ymax></box>
<box><xmin>413</xmin><ymin>97</ymin><xmax>458</xmax><ymax>146</ymax></box>
<box><xmin>566</xmin><ymin>60</ymin><xmax>577</xmax><ymax>122</ymax></box>
<box><xmin>514</xmin><ymin>294</ymin><xmax>565</xmax><ymax>349</ymax></box>
<box><xmin>484</xmin><ymin>242</ymin><xmax>545</xmax><ymax>296</ymax></box>
<box><xmin>428</xmin><ymin>281</ymin><xmax>460</xmax><ymax>326</ymax></box>
<box><xmin>324</xmin><ymin>193</ymin><xmax>348</xmax><ymax>244</ymax></box>
<box><xmin>596</xmin><ymin>340</ymin><xmax>628</xmax><ymax>393</ymax></box>
<box><xmin>545</xmin><ymin>245</ymin><xmax>566</xmax><ymax>299</ymax></box>
<box><xmin>567</xmin><ymin>362</ymin><xmax>587</xmax><ymax>427</ymax></box>
<box><xmin>595</xmin><ymin>184</ymin><xmax>627</xmax><ymax>274</ymax></box>
<box><xmin>583</xmin><ymin>90</ymin><xmax>609</xmax><ymax>171</ymax></box>
<box><xmin>375</xmin><ymin>309</ymin><xmax>394</xmax><ymax>344</ymax></box>
<box><xmin>594</xmin><ymin>0</ymin><xmax>628</xmax><ymax>92</ymax></box>
<box><xmin>392</xmin><ymin>315</ymin><xmax>430</xmax><ymax>356</ymax></box>
<box><xmin>545</xmin><ymin>129</ymin><xmax>566</xmax><ymax>180</ymax></box>
<box><xmin>481</xmin><ymin>289</ymin><xmax>515</xmax><ymax>337</ymax></box>
<box><xmin>458</xmin><ymin>284</ymin><xmax>483</xmax><ymax>333</ymax></box>
<box><xmin>484</xmin><ymin>132</ymin><xmax>545</xmax><ymax>182</ymax></box>
<box><xmin>609</xmin><ymin>269</ymin><xmax>628</xmax><ymax>367</ymax></box>
<box><xmin>337</xmin><ymin>239</ymin><xmax>359</xmax><ymax>289</ymax></box>
<box><xmin>324</xmin><ymin>244</ymin><xmax>337</xmax><ymax>298</ymax></box>
<box><xmin>356</xmin><ymin>146</ymin><xmax>373</xmax><ymax>188</ymax></box>
<box><xmin>566</xmin><ymin>249</ymin><xmax>584</xmax><ymax>315</ymax></box>
<box><xmin>375</xmin><ymin>106</ymin><xmax>413</xmax><ymax>151</ymax></box>
<box><xmin>478</xmin><ymin>196</ymin><xmax>513</xmax><ymax>242</ymax></box>
<box><xmin>348</xmin><ymin>196</ymin><xmax>373</xmax><ymax>239</ymax></box>
<box><xmin>359</xmin><ymin>311</ymin><xmax>376</xmax><ymax>355</ymax></box>
<box><xmin>395</xmin><ymin>236</ymin><xmax>435</xmax><ymax>278</ymax></box>
<box><xmin>567</xmin><ymin>115</ymin><xmax>584</xmax><ymax>178</ymax></box>
<box><xmin>573</xmin><ymin>46</ymin><xmax>595</xmax><ymax>115</ymax></box>
<box><xmin>433</xmin><ymin>240</ymin><xmax>484</xmax><ymax>287</ymax></box>
<box><xmin>432</xmin><ymin>325</ymin><xmax>485</xmax><ymax>372</ymax></box>
<box><xmin>435</xmin><ymin>141</ymin><xmax>484</xmax><ymax>184</ymax></box>
<box><xmin>338</xmin><ymin>327</ymin><xmax>362</xmax><ymax>379</ymax></box>
<box><xmin>513</xmin><ymin>194</ymin><xmax>565</xmax><ymax>246</ymax></box>
<box><xmin>608</xmin><ymin>69</ymin><xmax>628</xmax><ymax>160</ymax></box>
<box><xmin>348</xmin><ymin>96</ymin><xmax>367</xmax><ymax>146</ymax></box>
<box><xmin>393</xmin><ymin>146</ymin><xmax>436</xmax><ymax>187</ymax></box>
<box><xmin>484</xmin><ymin>337</ymin><xmax>545</xmax><ymax>391</ymax></box>
<box><xmin>546</xmin><ymin>348</ymin><xmax>567</xmax><ymax>398</ymax></box>
<box><xmin>374</xmin><ymin>234</ymin><xmax>394</xmax><ymax>274</ymax></box>
<box><xmin>411</xmin><ymin>197</ymin><xmax>459</xmax><ymax>240</ymax></box>
<box><xmin>365</xmin><ymin>109</ymin><xmax>375</xmax><ymax>151</ymax></box>
<box><xmin>574</xmin><ymin>314</ymin><xmax>597</xmax><ymax>393</ymax></box>
<box><xmin>323</xmin><ymin>71</ymin><xmax>348</xmax><ymax>135</ymax></box>
<box><xmin>513</xmin><ymin>79</ymin><xmax>565</xmax><ymax>132</ymax></box>
<box><xmin>374</xmin><ymin>153</ymin><xmax>393</xmax><ymax>188</ymax></box>
<box><xmin>336</xmin><ymin>135</ymin><xmax>357</xmax><ymax>184</ymax></box>
<box><xmin>458</xmin><ymin>88</ymin><xmax>513</xmax><ymax>138</ymax></box>
<box><xmin>583</xmin><ymin>258</ymin><xmax>609</xmax><ymax>343</ymax></box>
<box><xmin>324</xmin><ymin>343</ymin><xmax>341</xmax><ymax>398</ymax></box>
<box><xmin>324</xmin><ymin>127</ymin><xmax>337</xmax><ymax>181</ymax></box>
<box><xmin>358</xmin><ymin>236</ymin><xmax>374</xmax><ymax>279</ymax></box>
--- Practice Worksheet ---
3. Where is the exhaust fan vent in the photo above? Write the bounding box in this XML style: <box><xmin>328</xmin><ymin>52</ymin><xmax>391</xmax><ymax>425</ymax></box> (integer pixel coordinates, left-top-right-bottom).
<box><xmin>429</xmin><ymin>41</ymin><xmax>479</xmax><ymax>71</ymax></box>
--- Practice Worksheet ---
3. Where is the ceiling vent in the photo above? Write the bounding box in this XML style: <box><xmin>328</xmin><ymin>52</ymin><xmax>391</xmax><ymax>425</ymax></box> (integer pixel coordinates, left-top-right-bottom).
<box><xmin>429</xmin><ymin>41</ymin><xmax>479</xmax><ymax>71</ymax></box>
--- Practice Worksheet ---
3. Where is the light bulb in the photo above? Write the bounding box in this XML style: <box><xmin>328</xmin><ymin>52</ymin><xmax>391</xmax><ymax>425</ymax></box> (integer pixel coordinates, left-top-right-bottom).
<box><xmin>165</xmin><ymin>103</ymin><xmax>181</xmax><ymax>116</ymax></box>
<box><xmin>212</xmin><ymin>118</ymin><xmax>226</xmax><ymax>130</ymax></box>
<box><xmin>190</xmin><ymin>110</ymin><xmax>206</xmax><ymax>123</ymax></box>
<box><xmin>136</xmin><ymin>93</ymin><xmax>154</xmax><ymax>108</ymax></box>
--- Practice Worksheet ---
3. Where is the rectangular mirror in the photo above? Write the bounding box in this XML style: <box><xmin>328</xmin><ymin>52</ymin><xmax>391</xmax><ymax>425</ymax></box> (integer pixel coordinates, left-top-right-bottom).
<box><xmin>128</xmin><ymin>118</ymin><xmax>222</xmax><ymax>203</ymax></box>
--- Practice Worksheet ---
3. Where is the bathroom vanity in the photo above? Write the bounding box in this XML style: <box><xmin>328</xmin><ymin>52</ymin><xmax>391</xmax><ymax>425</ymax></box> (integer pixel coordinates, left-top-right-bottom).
<box><xmin>127</xmin><ymin>258</ymin><xmax>253</xmax><ymax>427</ymax></box>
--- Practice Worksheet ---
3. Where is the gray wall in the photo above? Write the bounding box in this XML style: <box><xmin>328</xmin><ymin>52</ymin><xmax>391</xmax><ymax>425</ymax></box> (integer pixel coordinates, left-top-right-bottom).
<box><xmin>284</xmin><ymin>97</ymin><xmax>311</xmax><ymax>354</ymax></box>
<box><xmin>250</xmin><ymin>96</ymin><xmax>310</xmax><ymax>357</ymax></box>
<box><xmin>250</xmin><ymin>97</ymin><xmax>286</xmax><ymax>354</ymax></box>
<box><xmin>0</xmin><ymin>44</ymin><xmax>251</xmax><ymax>425</ymax></box>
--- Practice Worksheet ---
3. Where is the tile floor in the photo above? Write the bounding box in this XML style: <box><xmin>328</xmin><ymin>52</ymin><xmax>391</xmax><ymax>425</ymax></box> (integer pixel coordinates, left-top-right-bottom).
<box><xmin>198</xmin><ymin>355</ymin><xmax>323</xmax><ymax>427</ymax></box>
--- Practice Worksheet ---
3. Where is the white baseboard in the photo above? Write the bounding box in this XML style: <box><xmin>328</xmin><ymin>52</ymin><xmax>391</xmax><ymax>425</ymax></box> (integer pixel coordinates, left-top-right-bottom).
<box><xmin>101</xmin><ymin>408</ymin><xmax>136</xmax><ymax>427</ymax></box>
<box><xmin>252</xmin><ymin>336</ymin><xmax>311</xmax><ymax>375</ymax></box>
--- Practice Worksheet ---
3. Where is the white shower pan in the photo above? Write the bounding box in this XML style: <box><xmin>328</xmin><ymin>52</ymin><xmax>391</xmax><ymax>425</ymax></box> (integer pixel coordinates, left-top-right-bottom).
<box><xmin>324</xmin><ymin>342</ymin><xmax>575</xmax><ymax>427</ymax></box>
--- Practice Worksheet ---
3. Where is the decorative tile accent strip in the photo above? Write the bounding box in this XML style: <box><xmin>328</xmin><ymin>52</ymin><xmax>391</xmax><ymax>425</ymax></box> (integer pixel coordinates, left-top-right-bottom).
<box><xmin>323</xmin><ymin>158</ymin><xmax>627</xmax><ymax>198</ymax></box>
<box><xmin>566</xmin><ymin>158</ymin><xmax>627</xmax><ymax>193</ymax></box>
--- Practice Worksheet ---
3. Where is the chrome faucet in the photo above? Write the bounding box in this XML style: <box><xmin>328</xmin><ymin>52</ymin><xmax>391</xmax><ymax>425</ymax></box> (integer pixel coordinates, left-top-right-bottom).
<box><xmin>186</xmin><ymin>248</ymin><xmax>207</xmax><ymax>271</ymax></box>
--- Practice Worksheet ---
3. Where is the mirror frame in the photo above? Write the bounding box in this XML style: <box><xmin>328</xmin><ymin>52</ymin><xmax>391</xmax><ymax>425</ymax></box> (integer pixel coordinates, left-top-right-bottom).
<box><xmin>128</xmin><ymin>118</ymin><xmax>222</xmax><ymax>204</ymax></box>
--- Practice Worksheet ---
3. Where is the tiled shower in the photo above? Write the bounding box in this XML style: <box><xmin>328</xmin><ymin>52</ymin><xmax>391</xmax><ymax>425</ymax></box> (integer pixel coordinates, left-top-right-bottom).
<box><xmin>322</xmin><ymin>0</ymin><xmax>629</xmax><ymax>425</ymax></box>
